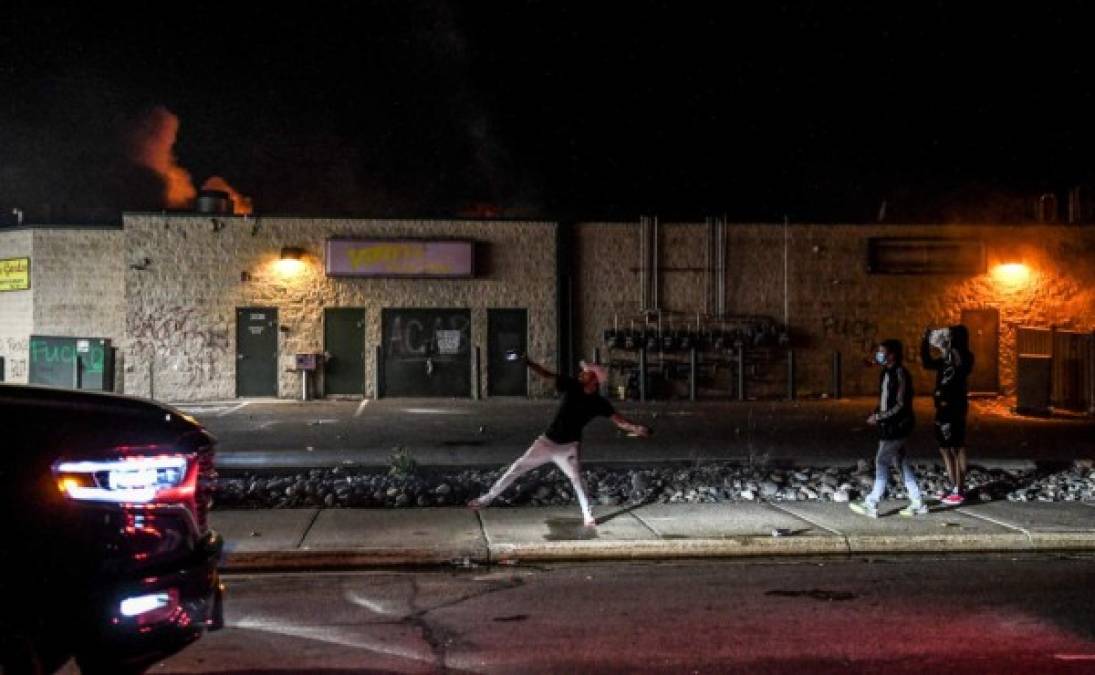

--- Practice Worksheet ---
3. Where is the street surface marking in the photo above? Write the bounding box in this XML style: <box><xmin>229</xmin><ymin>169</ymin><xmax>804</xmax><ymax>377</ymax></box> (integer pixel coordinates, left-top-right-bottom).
<box><xmin>219</xmin><ymin>401</ymin><xmax>250</xmax><ymax>417</ymax></box>
<box><xmin>345</xmin><ymin>589</ymin><xmax>396</xmax><ymax>615</ymax></box>
<box><xmin>255</xmin><ymin>420</ymin><xmax>279</xmax><ymax>430</ymax></box>
<box><xmin>231</xmin><ymin>617</ymin><xmax>431</xmax><ymax>662</ymax></box>
<box><xmin>177</xmin><ymin>404</ymin><xmax>236</xmax><ymax>415</ymax></box>
<box><xmin>354</xmin><ymin>399</ymin><xmax>370</xmax><ymax>417</ymax></box>
<box><xmin>403</xmin><ymin>407</ymin><xmax>469</xmax><ymax>415</ymax></box>
<box><xmin>1055</xmin><ymin>654</ymin><xmax>1095</xmax><ymax>660</ymax></box>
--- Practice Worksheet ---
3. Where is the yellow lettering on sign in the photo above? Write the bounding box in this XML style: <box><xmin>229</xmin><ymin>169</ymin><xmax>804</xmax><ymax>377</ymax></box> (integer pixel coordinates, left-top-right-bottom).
<box><xmin>0</xmin><ymin>257</ymin><xmax>30</xmax><ymax>292</ymax></box>
<box><xmin>346</xmin><ymin>244</ymin><xmax>427</xmax><ymax>271</ymax></box>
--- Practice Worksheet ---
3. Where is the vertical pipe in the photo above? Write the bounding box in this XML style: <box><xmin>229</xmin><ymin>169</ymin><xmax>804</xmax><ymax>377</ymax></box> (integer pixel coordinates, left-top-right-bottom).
<box><xmin>689</xmin><ymin>347</ymin><xmax>697</xmax><ymax>402</ymax></box>
<box><xmin>737</xmin><ymin>344</ymin><xmax>745</xmax><ymax>402</ymax></box>
<box><xmin>652</xmin><ymin>216</ymin><xmax>659</xmax><ymax>310</ymax></box>
<box><xmin>783</xmin><ymin>216</ymin><xmax>790</xmax><ymax>329</ymax></box>
<box><xmin>639</xmin><ymin>345</ymin><xmax>647</xmax><ymax>402</ymax></box>
<box><xmin>1088</xmin><ymin>332</ymin><xmax>1095</xmax><ymax>415</ymax></box>
<box><xmin>375</xmin><ymin>345</ymin><xmax>383</xmax><ymax>399</ymax></box>
<box><xmin>787</xmin><ymin>349</ymin><xmax>795</xmax><ymax>401</ymax></box>
<box><xmin>639</xmin><ymin>218</ymin><xmax>643</xmax><ymax>309</ymax></box>
<box><xmin>473</xmin><ymin>346</ymin><xmax>481</xmax><ymax>400</ymax></box>
<box><xmin>832</xmin><ymin>350</ymin><xmax>843</xmax><ymax>400</ymax></box>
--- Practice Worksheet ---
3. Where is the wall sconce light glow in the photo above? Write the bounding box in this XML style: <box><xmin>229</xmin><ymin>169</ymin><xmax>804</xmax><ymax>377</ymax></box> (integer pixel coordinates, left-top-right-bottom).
<box><xmin>275</xmin><ymin>247</ymin><xmax>306</xmax><ymax>275</ymax></box>
<box><xmin>992</xmin><ymin>262</ymin><xmax>1031</xmax><ymax>287</ymax></box>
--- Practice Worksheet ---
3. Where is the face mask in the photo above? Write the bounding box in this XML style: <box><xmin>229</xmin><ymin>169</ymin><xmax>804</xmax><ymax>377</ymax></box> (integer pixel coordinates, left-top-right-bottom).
<box><xmin>874</xmin><ymin>351</ymin><xmax>887</xmax><ymax>365</ymax></box>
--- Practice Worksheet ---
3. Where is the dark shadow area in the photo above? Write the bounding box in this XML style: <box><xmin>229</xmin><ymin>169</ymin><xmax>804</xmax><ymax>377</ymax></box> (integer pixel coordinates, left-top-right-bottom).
<box><xmin>543</xmin><ymin>517</ymin><xmax>598</xmax><ymax>541</ymax></box>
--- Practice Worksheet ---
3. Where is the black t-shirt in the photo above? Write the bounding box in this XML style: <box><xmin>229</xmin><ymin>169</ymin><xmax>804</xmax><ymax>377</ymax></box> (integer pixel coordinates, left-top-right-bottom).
<box><xmin>544</xmin><ymin>376</ymin><xmax>616</xmax><ymax>444</ymax></box>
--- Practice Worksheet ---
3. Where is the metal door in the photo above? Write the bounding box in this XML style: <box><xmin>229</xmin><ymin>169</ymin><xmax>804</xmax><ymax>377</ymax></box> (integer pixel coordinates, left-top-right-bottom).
<box><xmin>1053</xmin><ymin>330</ymin><xmax>1093</xmax><ymax>412</ymax></box>
<box><xmin>961</xmin><ymin>308</ymin><xmax>999</xmax><ymax>394</ymax></box>
<box><xmin>381</xmin><ymin>308</ymin><xmax>471</xmax><ymax>397</ymax></box>
<box><xmin>236</xmin><ymin>308</ymin><xmax>278</xmax><ymax>397</ymax></box>
<box><xmin>488</xmin><ymin>309</ymin><xmax>528</xmax><ymax>396</ymax></box>
<box><xmin>324</xmin><ymin>308</ymin><xmax>366</xmax><ymax>396</ymax></box>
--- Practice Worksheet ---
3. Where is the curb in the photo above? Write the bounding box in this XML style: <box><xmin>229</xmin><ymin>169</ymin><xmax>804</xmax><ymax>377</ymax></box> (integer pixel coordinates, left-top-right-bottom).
<box><xmin>214</xmin><ymin>456</ymin><xmax>1043</xmax><ymax>472</ymax></box>
<box><xmin>219</xmin><ymin>533</ymin><xmax>1095</xmax><ymax>571</ymax></box>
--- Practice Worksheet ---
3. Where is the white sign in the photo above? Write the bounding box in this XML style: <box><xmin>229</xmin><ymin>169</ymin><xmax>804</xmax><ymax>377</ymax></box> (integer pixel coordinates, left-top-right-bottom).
<box><xmin>435</xmin><ymin>330</ymin><xmax>461</xmax><ymax>354</ymax></box>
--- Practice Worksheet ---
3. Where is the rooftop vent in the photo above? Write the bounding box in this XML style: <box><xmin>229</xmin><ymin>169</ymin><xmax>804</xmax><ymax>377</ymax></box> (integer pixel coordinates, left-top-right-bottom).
<box><xmin>196</xmin><ymin>189</ymin><xmax>232</xmax><ymax>215</ymax></box>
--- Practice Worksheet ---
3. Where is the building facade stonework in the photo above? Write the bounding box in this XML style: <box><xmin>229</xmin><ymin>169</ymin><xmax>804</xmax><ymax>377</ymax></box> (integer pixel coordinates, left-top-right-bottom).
<box><xmin>121</xmin><ymin>215</ymin><xmax>558</xmax><ymax>401</ymax></box>
<box><xmin>575</xmin><ymin>222</ymin><xmax>1095</xmax><ymax>398</ymax></box>
<box><xmin>3</xmin><ymin>218</ymin><xmax>1092</xmax><ymax>404</ymax></box>
<box><xmin>0</xmin><ymin>227</ymin><xmax>125</xmax><ymax>385</ymax></box>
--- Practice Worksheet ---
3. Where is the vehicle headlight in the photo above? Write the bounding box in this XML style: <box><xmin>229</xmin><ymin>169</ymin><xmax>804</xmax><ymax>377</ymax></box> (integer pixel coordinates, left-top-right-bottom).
<box><xmin>53</xmin><ymin>456</ymin><xmax>191</xmax><ymax>503</ymax></box>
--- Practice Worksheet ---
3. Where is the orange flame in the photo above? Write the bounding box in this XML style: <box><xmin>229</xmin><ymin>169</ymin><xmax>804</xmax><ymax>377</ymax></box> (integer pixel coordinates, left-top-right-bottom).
<box><xmin>130</xmin><ymin>106</ymin><xmax>197</xmax><ymax>208</ymax></box>
<box><xmin>202</xmin><ymin>176</ymin><xmax>254</xmax><ymax>215</ymax></box>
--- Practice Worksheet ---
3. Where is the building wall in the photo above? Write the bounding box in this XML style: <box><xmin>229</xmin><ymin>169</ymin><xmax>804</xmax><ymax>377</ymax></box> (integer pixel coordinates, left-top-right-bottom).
<box><xmin>0</xmin><ymin>229</ymin><xmax>34</xmax><ymax>383</ymax></box>
<box><xmin>121</xmin><ymin>214</ymin><xmax>558</xmax><ymax>401</ymax></box>
<box><xmin>32</xmin><ymin>227</ymin><xmax>126</xmax><ymax>338</ymax></box>
<box><xmin>0</xmin><ymin>227</ymin><xmax>124</xmax><ymax>385</ymax></box>
<box><xmin>575</xmin><ymin>222</ymin><xmax>1095</xmax><ymax>397</ymax></box>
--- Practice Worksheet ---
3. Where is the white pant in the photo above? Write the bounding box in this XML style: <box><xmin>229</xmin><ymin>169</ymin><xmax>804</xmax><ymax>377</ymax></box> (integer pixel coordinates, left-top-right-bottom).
<box><xmin>479</xmin><ymin>435</ymin><xmax>593</xmax><ymax>521</ymax></box>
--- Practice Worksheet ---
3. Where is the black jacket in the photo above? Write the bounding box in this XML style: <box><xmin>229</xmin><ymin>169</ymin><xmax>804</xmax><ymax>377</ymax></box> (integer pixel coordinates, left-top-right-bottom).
<box><xmin>920</xmin><ymin>329</ymin><xmax>974</xmax><ymax>414</ymax></box>
<box><xmin>876</xmin><ymin>363</ymin><xmax>915</xmax><ymax>440</ymax></box>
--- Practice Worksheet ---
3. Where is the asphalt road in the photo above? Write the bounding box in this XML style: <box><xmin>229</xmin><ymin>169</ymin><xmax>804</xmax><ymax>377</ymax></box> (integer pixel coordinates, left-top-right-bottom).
<box><xmin>137</xmin><ymin>554</ymin><xmax>1095</xmax><ymax>673</ymax></box>
<box><xmin>176</xmin><ymin>397</ymin><xmax>1095</xmax><ymax>470</ymax></box>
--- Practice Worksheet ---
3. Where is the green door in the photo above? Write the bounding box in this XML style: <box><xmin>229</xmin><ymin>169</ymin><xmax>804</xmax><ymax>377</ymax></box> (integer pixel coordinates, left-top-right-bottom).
<box><xmin>488</xmin><ymin>309</ymin><xmax>528</xmax><ymax>396</ymax></box>
<box><xmin>236</xmin><ymin>308</ymin><xmax>278</xmax><ymax>397</ymax></box>
<box><xmin>324</xmin><ymin>308</ymin><xmax>366</xmax><ymax>396</ymax></box>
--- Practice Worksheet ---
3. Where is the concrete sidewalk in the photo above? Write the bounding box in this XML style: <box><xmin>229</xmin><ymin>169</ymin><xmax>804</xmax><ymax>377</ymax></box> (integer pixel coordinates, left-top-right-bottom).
<box><xmin>211</xmin><ymin>500</ymin><xmax>1095</xmax><ymax>570</ymax></box>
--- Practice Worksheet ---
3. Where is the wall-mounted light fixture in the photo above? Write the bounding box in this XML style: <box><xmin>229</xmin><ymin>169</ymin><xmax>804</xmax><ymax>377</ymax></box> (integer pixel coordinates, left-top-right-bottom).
<box><xmin>275</xmin><ymin>246</ymin><xmax>307</xmax><ymax>276</ymax></box>
<box><xmin>991</xmin><ymin>245</ymin><xmax>1031</xmax><ymax>288</ymax></box>
<box><xmin>280</xmin><ymin>247</ymin><xmax>305</xmax><ymax>261</ymax></box>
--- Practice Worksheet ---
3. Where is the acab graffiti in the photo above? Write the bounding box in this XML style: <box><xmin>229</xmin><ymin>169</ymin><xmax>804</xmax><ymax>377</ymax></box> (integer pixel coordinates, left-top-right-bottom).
<box><xmin>822</xmin><ymin>315</ymin><xmax>879</xmax><ymax>350</ymax></box>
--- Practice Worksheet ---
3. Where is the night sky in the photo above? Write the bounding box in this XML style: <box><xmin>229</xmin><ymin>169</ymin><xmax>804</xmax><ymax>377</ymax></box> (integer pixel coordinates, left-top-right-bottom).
<box><xmin>3</xmin><ymin>2</ymin><xmax>1094</xmax><ymax>223</ymax></box>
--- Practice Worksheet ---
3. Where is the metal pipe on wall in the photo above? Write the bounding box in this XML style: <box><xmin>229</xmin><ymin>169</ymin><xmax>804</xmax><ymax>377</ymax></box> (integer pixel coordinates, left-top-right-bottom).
<box><xmin>832</xmin><ymin>351</ymin><xmax>843</xmax><ymax>400</ymax></box>
<box><xmin>787</xmin><ymin>349</ymin><xmax>796</xmax><ymax>401</ymax></box>
<box><xmin>689</xmin><ymin>347</ymin><xmax>697</xmax><ymax>402</ymax></box>
<box><xmin>705</xmin><ymin>218</ymin><xmax>713</xmax><ymax>316</ymax></box>
<box><xmin>639</xmin><ymin>217</ymin><xmax>647</xmax><ymax>309</ymax></box>
<box><xmin>653</xmin><ymin>216</ymin><xmax>660</xmax><ymax>310</ymax></box>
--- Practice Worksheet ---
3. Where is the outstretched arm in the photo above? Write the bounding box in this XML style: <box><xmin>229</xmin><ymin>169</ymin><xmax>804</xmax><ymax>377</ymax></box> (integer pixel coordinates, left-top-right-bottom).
<box><xmin>523</xmin><ymin>357</ymin><xmax>557</xmax><ymax>380</ymax></box>
<box><xmin>611</xmin><ymin>413</ymin><xmax>650</xmax><ymax>437</ymax></box>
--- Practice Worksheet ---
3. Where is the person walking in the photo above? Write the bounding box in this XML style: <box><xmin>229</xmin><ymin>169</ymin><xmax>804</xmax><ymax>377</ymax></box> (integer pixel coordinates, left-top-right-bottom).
<box><xmin>468</xmin><ymin>356</ymin><xmax>650</xmax><ymax>527</ymax></box>
<box><xmin>921</xmin><ymin>325</ymin><xmax>974</xmax><ymax>505</ymax></box>
<box><xmin>849</xmin><ymin>339</ymin><xmax>928</xmax><ymax>518</ymax></box>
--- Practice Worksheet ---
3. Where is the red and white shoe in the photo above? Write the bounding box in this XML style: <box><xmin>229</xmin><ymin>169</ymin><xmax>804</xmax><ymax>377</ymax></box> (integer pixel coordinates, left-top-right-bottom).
<box><xmin>583</xmin><ymin>516</ymin><xmax>598</xmax><ymax>528</ymax></box>
<box><xmin>467</xmin><ymin>497</ymin><xmax>488</xmax><ymax>510</ymax></box>
<box><xmin>941</xmin><ymin>492</ymin><xmax>965</xmax><ymax>506</ymax></box>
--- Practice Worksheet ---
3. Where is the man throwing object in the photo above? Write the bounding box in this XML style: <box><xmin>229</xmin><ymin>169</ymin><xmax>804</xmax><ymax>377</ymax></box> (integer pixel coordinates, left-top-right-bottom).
<box><xmin>468</xmin><ymin>356</ymin><xmax>650</xmax><ymax>527</ymax></box>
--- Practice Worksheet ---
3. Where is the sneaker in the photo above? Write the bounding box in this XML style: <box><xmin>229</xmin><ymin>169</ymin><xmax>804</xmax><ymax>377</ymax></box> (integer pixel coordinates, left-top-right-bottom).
<box><xmin>941</xmin><ymin>492</ymin><xmax>965</xmax><ymax>506</ymax></box>
<box><xmin>583</xmin><ymin>516</ymin><xmax>598</xmax><ymax>528</ymax></box>
<box><xmin>899</xmin><ymin>502</ymin><xmax>929</xmax><ymax>517</ymax></box>
<box><xmin>849</xmin><ymin>500</ymin><xmax>879</xmax><ymax>518</ymax></box>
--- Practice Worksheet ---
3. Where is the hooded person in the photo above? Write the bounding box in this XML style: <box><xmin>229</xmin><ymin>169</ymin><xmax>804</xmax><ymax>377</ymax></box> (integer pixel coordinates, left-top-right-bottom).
<box><xmin>468</xmin><ymin>357</ymin><xmax>649</xmax><ymax>527</ymax></box>
<box><xmin>921</xmin><ymin>324</ymin><xmax>975</xmax><ymax>505</ymax></box>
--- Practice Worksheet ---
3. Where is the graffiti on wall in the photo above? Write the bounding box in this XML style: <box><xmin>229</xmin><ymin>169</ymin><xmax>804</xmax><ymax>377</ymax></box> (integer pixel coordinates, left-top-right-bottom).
<box><xmin>128</xmin><ymin>306</ymin><xmax>231</xmax><ymax>386</ymax></box>
<box><xmin>822</xmin><ymin>315</ymin><xmax>879</xmax><ymax>351</ymax></box>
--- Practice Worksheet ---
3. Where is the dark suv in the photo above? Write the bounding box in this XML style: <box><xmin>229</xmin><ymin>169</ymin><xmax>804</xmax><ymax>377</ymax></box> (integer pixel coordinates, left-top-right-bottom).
<box><xmin>0</xmin><ymin>385</ymin><xmax>223</xmax><ymax>674</ymax></box>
